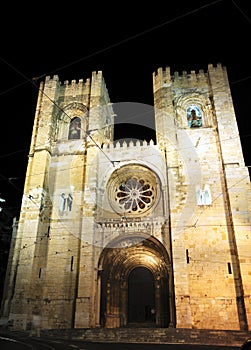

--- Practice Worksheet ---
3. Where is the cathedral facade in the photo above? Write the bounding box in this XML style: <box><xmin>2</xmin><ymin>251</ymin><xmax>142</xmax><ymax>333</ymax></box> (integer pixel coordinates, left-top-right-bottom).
<box><xmin>1</xmin><ymin>63</ymin><xmax>251</xmax><ymax>331</ymax></box>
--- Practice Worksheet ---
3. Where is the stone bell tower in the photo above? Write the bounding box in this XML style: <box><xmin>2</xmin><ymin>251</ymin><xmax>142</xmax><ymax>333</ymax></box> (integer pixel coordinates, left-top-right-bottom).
<box><xmin>153</xmin><ymin>63</ymin><xmax>251</xmax><ymax>330</ymax></box>
<box><xmin>2</xmin><ymin>71</ymin><xmax>115</xmax><ymax>329</ymax></box>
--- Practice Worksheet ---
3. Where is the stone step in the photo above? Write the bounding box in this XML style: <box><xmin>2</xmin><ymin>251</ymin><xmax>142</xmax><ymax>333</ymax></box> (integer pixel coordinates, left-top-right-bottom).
<box><xmin>41</xmin><ymin>327</ymin><xmax>251</xmax><ymax>347</ymax></box>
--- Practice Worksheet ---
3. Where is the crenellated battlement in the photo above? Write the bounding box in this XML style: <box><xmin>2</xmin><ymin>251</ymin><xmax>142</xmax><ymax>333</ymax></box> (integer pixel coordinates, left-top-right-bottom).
<box><xmin>44</xmin><ymin>74</ymin><xmax>91</xmax><ymax>87</ymax></box>
<box><xmin>43</xmin><ymin>72</ymin><xmax>107</xmax><ymax>98</ymax></box>
<box><xmin>102</xmin><ymin>138</ymin><xmax>156</xmax><ymax>150</ymax></box>
<box><xmin>171</xmin><ymin>69</ymin><xmax>207</xmax><ymax>88</ymax></box>
<box><xmin>153</xmin><ymin>66</ymin><xmax>171</xmax><ymax>92</ymax></box>
<box><xmin>153</xmin><ymin>63</ymin><xmax>226</xmax><ymax>92</ymax></box>
<box><xmin>42</xmin><ymin>74</ymin><xmax>92</xmax><ymax>101</ymax></box>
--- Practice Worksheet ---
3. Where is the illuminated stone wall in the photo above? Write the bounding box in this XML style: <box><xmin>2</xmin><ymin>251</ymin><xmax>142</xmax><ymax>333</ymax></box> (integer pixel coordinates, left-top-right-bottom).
<box><xmin>2</xmin><ymin>64</ymin><xmax>250</xmax><ymax>331</ymax></box>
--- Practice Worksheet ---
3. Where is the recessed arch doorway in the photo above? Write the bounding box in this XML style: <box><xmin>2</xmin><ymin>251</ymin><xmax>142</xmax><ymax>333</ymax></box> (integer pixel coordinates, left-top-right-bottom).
<box><xmin>98</xmin><ymin>234</ymin><xmax>175</xmax><ymax>328</ymax></box>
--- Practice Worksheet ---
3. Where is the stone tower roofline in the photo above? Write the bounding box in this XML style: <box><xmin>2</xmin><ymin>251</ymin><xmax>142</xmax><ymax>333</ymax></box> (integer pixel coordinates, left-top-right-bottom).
<box><xmin>152</xmin><ymin>62</ymin><xmax>224</xmax><ymax>92</ymax></box>
<box><xmin>44</xmin><ymin>72</ymin><xmax>106</xmax><ymax>86</ymax></box>
<box><xmin>43</xmin><ymin>71</ymin><xmax>109</xmax><ymax>98</ymax></box>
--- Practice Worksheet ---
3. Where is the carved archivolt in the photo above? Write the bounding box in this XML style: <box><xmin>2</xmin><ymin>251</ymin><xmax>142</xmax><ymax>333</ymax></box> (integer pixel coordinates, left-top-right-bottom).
<box><xmin>56</xmin><ymin>103</ymin><xmax>89</xmax><ymax>140</ymax></box>
<box><xmin>174</xmin><ymin>93</ymin><xmax>213</xmax><ymax>128</ymax></box>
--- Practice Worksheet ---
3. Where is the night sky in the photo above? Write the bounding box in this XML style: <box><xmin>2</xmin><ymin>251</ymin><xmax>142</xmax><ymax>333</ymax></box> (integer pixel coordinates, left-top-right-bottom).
<box><xmin>0</xmin><ymin>0</ymin><xmax>251</xmax><ymax>218</ymax></box>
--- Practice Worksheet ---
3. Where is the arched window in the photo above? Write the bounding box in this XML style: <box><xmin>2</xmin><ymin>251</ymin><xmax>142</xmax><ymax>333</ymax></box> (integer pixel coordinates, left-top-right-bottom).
<box><xmin>187</xmin><ymin>106</ymin><xmax>202</xmax><ymax>128</ymax></box>
<box><xmin>68</xmin><ymin>117</ymin><xmax>81</xmax><ymax>139</ymax></box>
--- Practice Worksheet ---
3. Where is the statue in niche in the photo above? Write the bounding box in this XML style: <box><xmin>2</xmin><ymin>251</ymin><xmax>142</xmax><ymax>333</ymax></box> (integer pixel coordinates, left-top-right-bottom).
<box><xmin>187</xmin><ymin>106</ymin><xmax>202</xmax><ymax>128</ymax></box>
<box><xmin>68</xmin><ymin>117</ymin><xmax>81</xmax><ymax>139</ymax></box>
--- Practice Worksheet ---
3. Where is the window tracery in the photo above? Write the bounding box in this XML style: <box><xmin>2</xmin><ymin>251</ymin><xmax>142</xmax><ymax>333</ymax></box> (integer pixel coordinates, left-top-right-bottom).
<box><xmin>115</xmin><ymin>178</ymin><xmax>155</xmax><ymax>213</ymax></box>
<box><xmin>107</xmin><ymin>165</ymin><xmax>159</xmax><ymax>216</ymax></box>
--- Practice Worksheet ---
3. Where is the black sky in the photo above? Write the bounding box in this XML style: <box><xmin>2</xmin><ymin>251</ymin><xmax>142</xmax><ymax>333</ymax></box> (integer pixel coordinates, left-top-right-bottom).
<box><xmin>0</xmin><ymin>0</ymin><xmax>251</xmax><ymax>217</ymax></box>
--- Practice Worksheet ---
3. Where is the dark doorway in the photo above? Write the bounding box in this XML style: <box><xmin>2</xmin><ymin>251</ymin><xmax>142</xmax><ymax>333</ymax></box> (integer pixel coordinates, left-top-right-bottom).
<box><xmin>128</xmin><ymin>267</ymin><xmax>155</xmax><ymax>324</ymax></box>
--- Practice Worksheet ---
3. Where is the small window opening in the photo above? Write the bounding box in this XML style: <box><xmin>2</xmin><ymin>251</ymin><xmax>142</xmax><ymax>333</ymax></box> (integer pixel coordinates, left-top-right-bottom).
<box><xmin>227</xmin><ymin>262</ymin><xmax>232</xmax><ymax>274</ymax></box>
<box><xmin>186</xmin><ymin>249</ymin><xmax>190</xmax><ymax>264</ymax></box>
<box><xmin>71</xmin><ymin>256</ymin><xmax>74</xmax><ymax>271</ymax></box>
<box><xmin>47</xmin><ymin>225</ymin><xmax>50</xmax><ymax>237</ymax></box>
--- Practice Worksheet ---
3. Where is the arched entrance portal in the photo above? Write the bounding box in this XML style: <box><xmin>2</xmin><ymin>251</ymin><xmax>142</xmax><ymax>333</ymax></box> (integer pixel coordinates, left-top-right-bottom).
<box><xmin>98</xmin><ymin>234</ymin><xmax>175</xmax><ymax>328</ymax></box>
<box><xmin>128</xmin><ymin>267</ymin><xmax>155</xmax><ymax>324</ymax></box>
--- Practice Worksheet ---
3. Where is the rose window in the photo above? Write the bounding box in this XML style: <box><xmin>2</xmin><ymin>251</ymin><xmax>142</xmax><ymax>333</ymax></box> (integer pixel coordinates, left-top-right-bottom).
<box><xmin>115</xmin><ymin>177</ymin><xmax>155</xmax><ymax>214</ymax></box>
<box><xmin>107</xmin><ymin>165</ymin><xmax>158</xmax><ymax>216</ymax></box>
